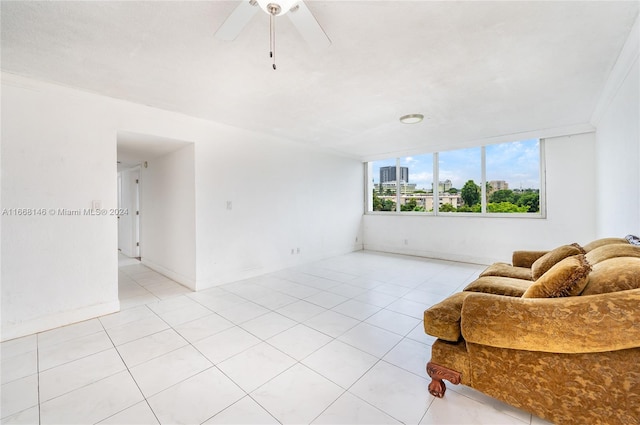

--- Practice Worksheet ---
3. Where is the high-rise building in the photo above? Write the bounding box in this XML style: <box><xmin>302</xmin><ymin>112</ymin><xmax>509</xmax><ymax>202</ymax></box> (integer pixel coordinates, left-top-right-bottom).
<box><xmin>380</xmin><ymin>166</ymin><xmax>409</xmax><ymax>183</ymax></box>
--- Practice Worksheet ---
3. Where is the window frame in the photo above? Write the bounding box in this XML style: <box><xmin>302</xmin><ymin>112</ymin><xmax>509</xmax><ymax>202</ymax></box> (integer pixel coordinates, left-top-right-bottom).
<box><xmin>365</xmin><ymin>139</ymin><xmax>546</xmax><ymax>218</ymax></box>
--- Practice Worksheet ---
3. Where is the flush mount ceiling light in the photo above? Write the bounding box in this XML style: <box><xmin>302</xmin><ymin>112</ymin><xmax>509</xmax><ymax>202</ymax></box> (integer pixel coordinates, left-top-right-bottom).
<box><xmin>399</xmin><ymin>114</ymin><xmax>425</xmax><ymax>124</ymax></box>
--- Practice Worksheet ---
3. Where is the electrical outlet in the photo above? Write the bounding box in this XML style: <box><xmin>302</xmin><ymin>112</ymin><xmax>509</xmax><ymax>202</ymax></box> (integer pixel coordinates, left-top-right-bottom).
<box><xmin>297</xmin><ymin>248</ymin><xmax>300</xmax><ymax>254</ymax></box>
<box><xmin>226</xmin><ymin>201</ymin><xmax>232</xmax><ymax>210</ymax></box>
<box><xmin>404</xmin><ymin>239</ymin><xmax>409</xmax><ymax>245</ymax></box>
<box><xmin>291</xmin><ymin>249</ymin><xmax>295</xmax><ymax>254</ymax></box>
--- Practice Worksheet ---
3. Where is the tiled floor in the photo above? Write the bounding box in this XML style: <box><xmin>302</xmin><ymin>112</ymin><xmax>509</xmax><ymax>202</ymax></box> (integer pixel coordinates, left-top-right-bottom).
<box><xmin>1</xmin><ymin>251</ymin><xmax>554</xmax><ymax>424</ymax></box>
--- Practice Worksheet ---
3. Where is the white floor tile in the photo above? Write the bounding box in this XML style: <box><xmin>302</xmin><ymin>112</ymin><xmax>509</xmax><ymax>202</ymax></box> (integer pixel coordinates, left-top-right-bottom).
<box><xmin>331</xmin><ymin>299</ymin><xmax>381</xmax><ymax>321</ymax></box>
<box><xmin>194</xmin><ymin>326</ymin><xmax>261</xmax><ymax>364</ymax></box>
<box><xmin>304</xmin><ymin>291</ymin><xmax>349</xmax><ymax>309</ymax></box>
<box><xmin>386</xmin><ymin>297</ymin><xmax>429</xmax><ymax>319</ymax></box>
<box><xmin>354</xmin><ymin>290</ymin><xmax>398</xmax><ymax>308</ymax></box>
<box><xmin>1</xmin><ymin>405</ymin><xmax>39</xmax><ymax>425</ymax></box>
<box><xmin>172</xmin><ymin>313</ymin><xmax>235</xmax><ymax>343</ymax></box>
<box><xmin>40</xmin><ymin>371</ymin><xmax>144</xmax><ymax>425</ymax></box>
<box><xmin>147</xmin><ymin>368</ymin><xmax>244</xmax><ymax>425</ymax></box>
<box><xmin>38</xmin><ymin>330</ymin><xmax>114</xmax><ymax>371</ymax></box>
<box><xmin>98</xmin><ymin>401</ymin><xmax>159</xmax><ymax>424</ymax></box>
<box><xmin>217</xmin><ymin>301</ymin><xmax>271</xmax><ymax>324</ymax></box>
<box><xmin>312</xmin><ymin>392</ymin><xmax>401</xmax><ymax>424</ymax></box>
<box><xmin>105</xmin><ymin>314</ymin><xmax>170</xmax><ymax>346</ymax></box>
<box><xmin>217</xmin><ymin>342</ymin><xmax>296</xmax><ymax>392</ymax></box>
<box><xmin>338</xmin><ymin>322</ymin><xmax>403</xmax><ymax>358</ymax></box>
<box><xmin>302</xmin><ymin>340</ymin><xmax>378</xmax><ymax>389</ymax></box>
<box><xmin>39</xmin><ymin>348</ymin><xmax>126</xmax><ymax>402</ymax></box>
<box><xmin>382</xmin><ymin>337</ymin><xmax>430</xmax><ymax>378</ymax></box>
<box><xmin>1</xmin><ymin>349</ymin><xmax>37</xmax><ymax>384</ymax></box>
<box><xmin>1</xmin><ymin>374</ymin><xmax>38</xmax><ymax>420</ymax></box>
<box><xmin>304</xmin><ymin>310</ymin><xmax>360</xmax><ymax>338</ymax></box>
<box><xmin>129</xmin><ymin>345</ymin><xmax>212</xmax><ymax>397</ymax></box>
<box><xmin>421</xmin><ymin>388</ymin><xmax>528</xmax><ymax>424</ymax></box>
<box><xmin>276</xmin><ymin>300</ymin><xmax>327</xmax><ymax>322</ymax></box>
<box><xmin>240</xmin><ymin>311</ymin><xmax>297</xmax><ymax>340</ymax></box>
<box><xmin>153</xmin><ymin>302</ymin><xmax>213</xmax><ymax>327</ymax></box>
<box><xmin>37</xmin><ymin>319</ymin><xmax>103</xmax><ymax>348</ymax></box>
<box><xmin>116</xmin><ymin>328</ymin><xmax>188</xmax><ymax>368</ymax></box>
<box><xmin>365</xmin><ymin>309</ymin><xmax>421</xmax><ymax>336</ymax></box>
<box><xmin>350</xmin><ymin>361</ymin><xmax>432</xmax><ymax>424</ymax></box>
<box><xmin>267</xmin><ymin>324</ymin><xmax>333</xmax><ymax>361</ymax></box>
<box><xmin>251</xmin><ymin>364</ymin><xmax>343</xmax><ymax>425</ymax></box>
<box><xmin>204</xmin><ymin>396</ymin><xmax>279</xmax><ymax>424</ymax></box>
<box><xmin>1</xmin><ymin>334</ymin><xmax>37</xmax><ymax>359</ymax></box>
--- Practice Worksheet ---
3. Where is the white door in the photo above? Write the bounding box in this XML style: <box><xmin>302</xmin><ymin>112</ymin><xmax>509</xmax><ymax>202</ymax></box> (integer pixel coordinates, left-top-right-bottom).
<box><xmin>132</xmin><ymin>168</ymin><xmax>141</xmax><ymax>258</ymax></box>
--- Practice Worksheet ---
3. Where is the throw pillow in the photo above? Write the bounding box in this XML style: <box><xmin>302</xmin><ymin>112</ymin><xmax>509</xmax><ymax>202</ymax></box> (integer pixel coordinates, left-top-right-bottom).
<box><xmin>530</xmin><ymin>243</ymin><xmax>585</xmax><ymax>280</ymax></box>
<box><xmin>625</xmin><ymin>234</ymin><xmax>640</xmax><ymax>246</ymax></box>
<box><xmin>522</xmin><ymin>254</ymin><xmax>592</xmax><ymax>298</ymax></box>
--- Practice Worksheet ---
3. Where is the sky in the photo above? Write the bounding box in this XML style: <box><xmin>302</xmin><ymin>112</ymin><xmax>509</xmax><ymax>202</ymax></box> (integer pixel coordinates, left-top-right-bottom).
<box><xmin>371</xmin><ymin>139</ymin><xmax>540</xmax><ymax>191</ymax></box>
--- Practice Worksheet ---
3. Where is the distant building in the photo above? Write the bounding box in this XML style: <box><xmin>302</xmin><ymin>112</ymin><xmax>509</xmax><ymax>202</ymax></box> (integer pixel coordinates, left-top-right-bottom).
<box><xmin>380</xmin><ymin>166</ymin><xmax>409</xmax><ymax>184</ymax></box>
<box><xmin>489</xmin><ymin>180</ymin><xmax>509</xmax><ymax>191</ymax></box>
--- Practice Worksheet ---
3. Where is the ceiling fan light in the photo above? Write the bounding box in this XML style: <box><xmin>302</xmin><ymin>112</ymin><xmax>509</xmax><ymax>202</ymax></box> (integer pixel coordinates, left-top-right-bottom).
<box><xmin>400</xmin><ymin>114</ymin><xmax>424</xmax><ymax>124</ymax></box>
<box><xmin>256</xmin><ymin>0</ymin><xmax>299</xmax><ymax>16</ymax></box>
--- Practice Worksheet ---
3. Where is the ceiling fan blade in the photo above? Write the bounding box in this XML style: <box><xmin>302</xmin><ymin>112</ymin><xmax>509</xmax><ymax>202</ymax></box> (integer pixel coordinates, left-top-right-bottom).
<box><xmin>287</xmin><ymin>1</ymin><xmax>331</xmax><ymax>49</ymax></box>
<box><xmin>215</xmin><ymin>0</ymin><xmax>260</xmax><ymax>41</ymax></box>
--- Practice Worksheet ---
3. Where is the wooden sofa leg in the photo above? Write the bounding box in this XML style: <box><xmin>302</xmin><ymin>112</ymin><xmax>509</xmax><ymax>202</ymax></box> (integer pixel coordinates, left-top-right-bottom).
<box><xmin>426</xmin><ymin>362</ymin><xmax>461</xmax><ymax>398</ymax></box>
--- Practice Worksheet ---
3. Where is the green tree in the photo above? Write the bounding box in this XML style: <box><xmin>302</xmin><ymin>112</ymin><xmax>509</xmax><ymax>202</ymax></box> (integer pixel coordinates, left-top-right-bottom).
<box><xmin>447</xmin><ymin>188</ymin><xmax>458</xmax><ymax>194</ymax></box>
<box><xmin>489</xmin><ymin>189</ymin><xmax>515</xmax><ymax>204</ymax></box>
<box><xmin>439</xmin><ymin>203</ymin><xmax>456</xmax><ymax>212</ymax></box>
<box><xmin>461</xmin><ymin>180</ymin><xmax>480</xmax><ymax>207</ymax></box>
<box><xmin>487</xmin><ymin>202</ymin><xmax>529</xmax><ymax>213</ymax></box>
<box><xmin>401</xmin><ymin>198</ymin><xmax>418</xmax><ymax>211</ymax></box>
<box><xmin>516</xmin><ymin>192</ymin><xmax>539</xmax><ymax>213</ymax></box>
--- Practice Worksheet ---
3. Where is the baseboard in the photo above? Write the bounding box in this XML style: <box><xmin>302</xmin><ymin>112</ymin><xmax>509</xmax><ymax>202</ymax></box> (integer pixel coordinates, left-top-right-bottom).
<box><xmin>1</xmin><ymin>300</ymin><xmax>120</xmax><ymax>342</ymax></box>
<box><xmin>140</xmin><ymin>258</ymin><xmax>196</xmax><ymax>291</ymax></box>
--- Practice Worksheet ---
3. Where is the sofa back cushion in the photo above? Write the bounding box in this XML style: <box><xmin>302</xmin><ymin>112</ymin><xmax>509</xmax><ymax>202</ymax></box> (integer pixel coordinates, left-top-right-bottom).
<box><xmin>581</xmin><ymin>257</ymin><xmax>640</xmax><ymax>295</ymax></box>
<box><xmin>523</xmin><ymin>254</ymin><xmax>592</xmax><ymax>298</ymax></box>
<box><xmin>585</xmin><ymin>243</ymin><xmax>640</xmax><ymax>265</ymax></box>
<box><xmin>531</xmin><ymin>244</ymin><xmax>585</xmax><ymax>280</ymax></box>
<box><xmin>582</xmin><ymin>237</ymin><xmax>629</xmax><ymax>252</ymax></box>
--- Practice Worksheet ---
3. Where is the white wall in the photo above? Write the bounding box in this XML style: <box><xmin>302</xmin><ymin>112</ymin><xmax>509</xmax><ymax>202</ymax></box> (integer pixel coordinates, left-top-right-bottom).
<box><xmin>140</xmin><ymin>144</ymin><xmax>196</xmax><ymax>289</ymax></box>
<box><xmin>1</xmin><ymin>73</ymin><xmax>363</xmax><ymax>340</ymax></box>
<box><xmin>593</xmin><ymin>17</ymin><xmax>639</xmax><ymax>237</ymax></box>
<box><xmin>1</xmin><ymin>81</ymin><xmax>119</xmax><ymax>340</ymax></box>
<box><xmin>363</xmin><ymin>132</ymin><xmax>597</xmax><ymax>265</ymax></box>
<box><xmin>194</xmin><ymin>133</ymin><xmax>364</xmax><ymax>289</ymax></box>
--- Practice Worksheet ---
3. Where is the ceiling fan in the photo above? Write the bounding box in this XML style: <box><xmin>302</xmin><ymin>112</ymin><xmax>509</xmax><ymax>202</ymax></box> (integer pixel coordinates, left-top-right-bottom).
<box><xmin>215</xmin><ymin>0</ymin><xmax>331</xmax><ymax>69</ymax></box>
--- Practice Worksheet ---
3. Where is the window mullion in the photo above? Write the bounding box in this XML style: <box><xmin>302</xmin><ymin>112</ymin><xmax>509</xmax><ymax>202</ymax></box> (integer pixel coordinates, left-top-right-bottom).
<box><xmin>433</xmin><ymin>152</ymin><xmax>439</xmax><ymax>215</ymax></box>
<box><xmin>481</xmin><ymin>146</ymin><xmax>486</xmax><ymax>214</ymax></box>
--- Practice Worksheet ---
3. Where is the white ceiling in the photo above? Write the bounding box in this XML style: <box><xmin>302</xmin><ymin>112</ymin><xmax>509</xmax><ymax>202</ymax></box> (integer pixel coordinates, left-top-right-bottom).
<box><xmin>2</xmin><ymin>1</ymin><xmax>638</xmax><ymax>161</ymax></box>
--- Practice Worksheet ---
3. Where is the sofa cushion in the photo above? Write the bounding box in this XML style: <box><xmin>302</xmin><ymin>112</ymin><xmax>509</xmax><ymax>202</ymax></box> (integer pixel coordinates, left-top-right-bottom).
<box><xmin>479</xmin><ymin>262</ymin><xmax>532</xmax><ymax>280</ymax></box>
<box><xmin>522</xmin><ymin>255</ymin><xmax>591</xmax><ymax>298</ymax></box>
<box><xmin>581</xmin><ymin>257</ymin><xmax>640</xmax><ymax>295</ymax></box>
<box><xmin>582</xmin><ymin>237</ymin><xmax>629</xmax><ymax>252</ymax></box>
<box><xmin>423</xmin><ymin>292</ymin><xmax>472</xmax><ymax>342</ymax></box>
<box><xmin>531</xmin><ymin>244</ymin><xmax>585</xmax><ymax>280</ymax></box>
<box><xmin>585</xmin><ymin>243</ymin><xmax>640</xmax><ymax>265</ymax></box>
<box><xmin>464</xmin><ymin>276</ymin><xmax>532</xmax><ymax>297</ymax></box>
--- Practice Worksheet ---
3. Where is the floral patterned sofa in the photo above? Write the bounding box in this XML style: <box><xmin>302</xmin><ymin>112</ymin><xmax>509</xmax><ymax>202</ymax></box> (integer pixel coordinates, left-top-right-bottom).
<box><xmin>423</xmin><ymin>237</ymin><xmax>640</xmax><ymax>425</ymax></box>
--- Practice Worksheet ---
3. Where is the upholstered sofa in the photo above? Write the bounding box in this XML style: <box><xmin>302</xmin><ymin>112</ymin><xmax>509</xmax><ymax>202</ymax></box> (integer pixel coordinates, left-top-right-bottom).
<box><xmin>423</xmin><ymin>238</ymin><xmax>640</xmax><ymax>425</ymax></box>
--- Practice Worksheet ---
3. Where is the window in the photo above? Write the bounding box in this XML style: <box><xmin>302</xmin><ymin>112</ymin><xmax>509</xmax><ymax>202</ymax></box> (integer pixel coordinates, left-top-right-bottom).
<box><xmin>369</xmin><ymin>159</ymin><xmax>397</xmax><ymax>212</ymax></box>
<box><xmin>485</xmin><ymin>139</ymin><xmax>541</xmax><ymax>214</ymax></box>
<box><xmin>366</xmin><ymin>139</ymin><xmax>544</xmax><ymax>217</ymax></box>
<box><xmin>399</xmin><ymin>154</ymin><xmax>432</xmax><ymax>213</ymax></box>
<box><xmin>438</xmin><ymin>147</ymin><xmax>481</xmax><ymax>213</ymax></box>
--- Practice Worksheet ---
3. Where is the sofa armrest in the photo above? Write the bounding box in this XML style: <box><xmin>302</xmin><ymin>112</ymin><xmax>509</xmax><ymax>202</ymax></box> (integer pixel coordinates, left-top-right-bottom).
<box><xmin>511</xmin><ymin>250</ymin><xmax>548</xmax><ymax>268</ymax></box>
<box><xmin>460</xmin><ymin>289</ymin><xmax>640</xmax><ymax>353</ymax></box>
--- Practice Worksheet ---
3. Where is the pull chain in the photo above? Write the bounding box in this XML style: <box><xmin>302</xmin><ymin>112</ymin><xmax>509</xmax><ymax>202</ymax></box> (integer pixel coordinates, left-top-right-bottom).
<box><xmin>269</xmin><ymin>12</ymin><xmax>276</xmax><ymax>70</ymax></box>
